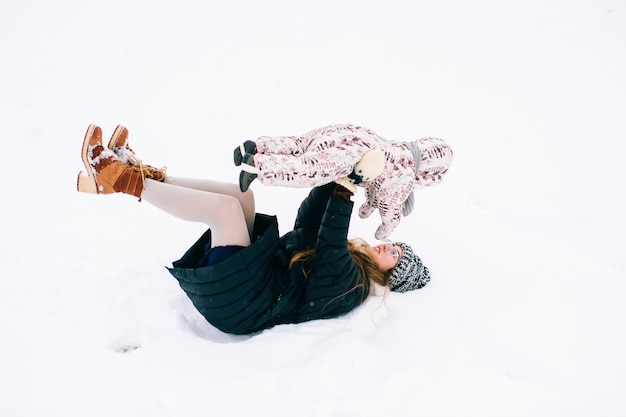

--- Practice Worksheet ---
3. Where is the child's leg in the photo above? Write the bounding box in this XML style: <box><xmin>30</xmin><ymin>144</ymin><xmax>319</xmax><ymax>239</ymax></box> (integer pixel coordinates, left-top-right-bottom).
<box><xmin>255</xmin><ymin>135</ymin><xmax>310</xmax><ymax>155</ymax></box>
<box><xmin>255</xmin><ymin>125</ymin><xmax>338</xmax><ymax>155</ymax></box>
<box><xmin>254</xmin><ymin>138</ymin><xmax>371</xmax><ymax>188</ymax></box>
<box><xmin>142</xmin><ymin>179</ymin><xmax>251</xmax><ymax>247</ymax></box>
<box><xmin>253</xmin><ymin>151</ymin><xmax>354</xmax><ymax>187</ymax></box>
<box><xmin>163</xmin><ymin>176</ymin><xmax>255</xmax><ymax>236</ymax></box>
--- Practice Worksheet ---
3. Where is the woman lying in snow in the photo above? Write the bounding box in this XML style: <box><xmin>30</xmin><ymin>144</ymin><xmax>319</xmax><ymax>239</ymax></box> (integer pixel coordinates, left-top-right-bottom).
<box><xmin>76</xmin><ymin>124</ymin><xmax>430</xmax><ymax>335</ymax></box>
<box><xmin>234</xmin><ymin>123</ymin><xmax>454</xmax><ymax>239</ymax></box>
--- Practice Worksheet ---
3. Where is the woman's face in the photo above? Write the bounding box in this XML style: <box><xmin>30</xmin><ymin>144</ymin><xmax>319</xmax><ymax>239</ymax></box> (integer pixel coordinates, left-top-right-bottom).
<box><xmin>354</xmin><ymin>239</ymin><xmax>402</xmax><ymax>272</ymax></box>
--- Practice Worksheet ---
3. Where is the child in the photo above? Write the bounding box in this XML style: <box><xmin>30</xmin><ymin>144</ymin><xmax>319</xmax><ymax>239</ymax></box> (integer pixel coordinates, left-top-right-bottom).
<box><xmin>234</xmin><ymin>123</ymin><xmax>453</xmax><ymax>239</ymax></box>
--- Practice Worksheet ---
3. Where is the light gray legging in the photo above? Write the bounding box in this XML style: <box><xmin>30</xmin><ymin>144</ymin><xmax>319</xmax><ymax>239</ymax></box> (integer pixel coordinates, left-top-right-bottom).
<box><xmin>141</xmin><ymin>176</ymin><xmax>255</xmax><ymax>248</ymax></box>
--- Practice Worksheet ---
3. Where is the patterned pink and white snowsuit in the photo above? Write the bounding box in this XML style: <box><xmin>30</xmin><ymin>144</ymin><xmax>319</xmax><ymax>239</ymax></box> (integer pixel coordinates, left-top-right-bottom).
<box><xmin>253</xmin><ymin>124</ymin><xmax>453</xmax><ymax>239</ymax></box>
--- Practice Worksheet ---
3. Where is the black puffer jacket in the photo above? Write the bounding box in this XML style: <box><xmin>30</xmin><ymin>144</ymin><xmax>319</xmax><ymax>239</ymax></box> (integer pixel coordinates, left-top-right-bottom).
<box><xmin>167</xmin><ymin>183</ymin><xmax>369</xmax><ymax>335</ymax></box>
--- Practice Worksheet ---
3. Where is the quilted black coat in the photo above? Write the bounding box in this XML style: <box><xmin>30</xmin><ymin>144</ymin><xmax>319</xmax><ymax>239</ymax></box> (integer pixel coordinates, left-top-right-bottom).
<box><xmin>167</xmin><ymin>183</ymin><xmax>369</xmax><ymax>335</ymax></box>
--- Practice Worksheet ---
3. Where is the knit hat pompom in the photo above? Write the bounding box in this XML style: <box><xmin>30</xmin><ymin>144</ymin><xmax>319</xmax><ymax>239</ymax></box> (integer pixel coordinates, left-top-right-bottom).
<box><xmin>389</xmin><ymin>242</ymin><xmax>430</xmax><ymax>292</ymax></box>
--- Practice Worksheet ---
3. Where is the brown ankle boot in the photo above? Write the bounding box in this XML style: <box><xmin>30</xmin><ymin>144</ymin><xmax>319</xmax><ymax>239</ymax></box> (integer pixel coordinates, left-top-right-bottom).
<box><xmin>108</xmin><ymin>124</ymin><xmax>167</xmax><ymax>182</ymax></box>
<box><xmin>77</xmin><ymin>124</ymin><xmax>145</xmax><ymax>199</ymax></box>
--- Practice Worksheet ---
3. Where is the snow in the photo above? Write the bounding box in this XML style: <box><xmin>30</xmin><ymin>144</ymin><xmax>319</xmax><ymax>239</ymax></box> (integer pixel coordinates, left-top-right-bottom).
<box><xmin>1</xmin><ymin>0</ymin><xmax>625</xmax><ymax>415</ymax></box>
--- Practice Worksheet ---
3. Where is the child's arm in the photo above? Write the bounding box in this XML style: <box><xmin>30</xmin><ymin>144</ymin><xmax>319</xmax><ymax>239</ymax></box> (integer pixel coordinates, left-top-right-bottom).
<box><xmin>359</xmin><ymin>172</ymin><xmax>416</xmax><ymax>240</ymax></box>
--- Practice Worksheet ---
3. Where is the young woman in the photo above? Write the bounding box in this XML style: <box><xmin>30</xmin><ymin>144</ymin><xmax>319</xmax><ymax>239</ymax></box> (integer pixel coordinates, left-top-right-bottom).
<box><xmin>77</xmin><ymin>124</ymin><xmax>430</xmax><ymax>335</ymax></box>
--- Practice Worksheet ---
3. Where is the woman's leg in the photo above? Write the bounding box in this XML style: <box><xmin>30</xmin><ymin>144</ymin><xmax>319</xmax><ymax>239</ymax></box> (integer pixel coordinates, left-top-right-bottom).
<box><xmin>163</xmin><ymin>176</ymin><xmax>256</xmax><ymax>235</ymax></box>
<box><xmin>141</xmin><ymin>179</ymin><xmax>251</xmax><ymax>247</ymax></box>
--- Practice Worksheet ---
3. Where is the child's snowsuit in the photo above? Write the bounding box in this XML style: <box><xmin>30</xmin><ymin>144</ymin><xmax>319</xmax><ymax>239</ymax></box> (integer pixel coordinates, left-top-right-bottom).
<box><xmin>252</xmin><ymin>124</ymin><xmax>453</xmax><ymax>239</ymax></box>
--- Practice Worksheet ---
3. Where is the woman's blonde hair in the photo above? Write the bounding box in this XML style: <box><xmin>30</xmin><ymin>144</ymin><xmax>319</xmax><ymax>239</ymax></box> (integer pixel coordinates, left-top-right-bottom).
<box><xmin>289</xmin><ymin>239</ymin><xmax>392</xmax><ymax>301</ymax></box>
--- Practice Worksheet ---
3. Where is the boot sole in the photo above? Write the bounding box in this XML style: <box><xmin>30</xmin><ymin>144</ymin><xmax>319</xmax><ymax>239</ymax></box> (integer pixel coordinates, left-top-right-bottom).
<box><xmin>107</xmin><ymin>124</ymin><xmax>125</xmax><ymax>151</ymax></box>
<box><xmin>233</xmin><ymin>140</ymin><xmax>257</xmax><ymax>166</ymax></box>
<box><xmin>76</xmin><ymin>124</ymin><xmax>99</xmax><ymax>194</ymax></box>
<box><xmin>239</xmin><ymin>170</ymin><xmax>257</xmax><ymax>193</ymax></box>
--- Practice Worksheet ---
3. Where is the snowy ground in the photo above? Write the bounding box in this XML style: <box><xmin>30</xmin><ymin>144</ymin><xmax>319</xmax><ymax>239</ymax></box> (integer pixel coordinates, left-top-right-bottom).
<box><xmin>1</xmin><ymin>0</ymin><xmax>625</xmax><ymax>416</ymax></box>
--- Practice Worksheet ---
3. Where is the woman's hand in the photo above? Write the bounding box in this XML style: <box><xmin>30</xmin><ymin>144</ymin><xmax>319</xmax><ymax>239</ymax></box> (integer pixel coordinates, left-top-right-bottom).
<box><xmin>332</xmin><ymin>184</ymin><xmax>354</xmax><ymax>202</ymax></box>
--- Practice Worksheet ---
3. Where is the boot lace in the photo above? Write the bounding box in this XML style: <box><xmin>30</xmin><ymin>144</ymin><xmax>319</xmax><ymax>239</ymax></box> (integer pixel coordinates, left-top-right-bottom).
<box><xmin>128</xmin><ymin>155</ymin><xmax>167</xmax><ymax>182</ymax></box>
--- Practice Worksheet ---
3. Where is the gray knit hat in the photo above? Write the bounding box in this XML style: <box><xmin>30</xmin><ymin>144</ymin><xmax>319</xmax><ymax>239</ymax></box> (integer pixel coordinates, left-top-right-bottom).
<box><xmin>389</xmin><ymin>242</ymin><xmax>430</xmax><ymax>292</ymax></box>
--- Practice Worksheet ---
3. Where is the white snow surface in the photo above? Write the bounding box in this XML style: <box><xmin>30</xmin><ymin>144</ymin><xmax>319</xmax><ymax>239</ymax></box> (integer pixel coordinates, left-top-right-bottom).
<box><xmin>1</xmin><ymin>1</ymin><xmax>625</xmax><ymax>416</ymax></box>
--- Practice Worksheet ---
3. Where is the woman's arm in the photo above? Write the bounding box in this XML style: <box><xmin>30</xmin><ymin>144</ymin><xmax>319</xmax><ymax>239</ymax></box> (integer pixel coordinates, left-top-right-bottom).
<box><xmin>296</xmin><ymin>191</ymin><xmax>367</xmax><ymax>320</ymax></box>
<box><xmin>292</xmin><ymin>183</ymin><xmax>336</xmax><ymax>231</ymax></box>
